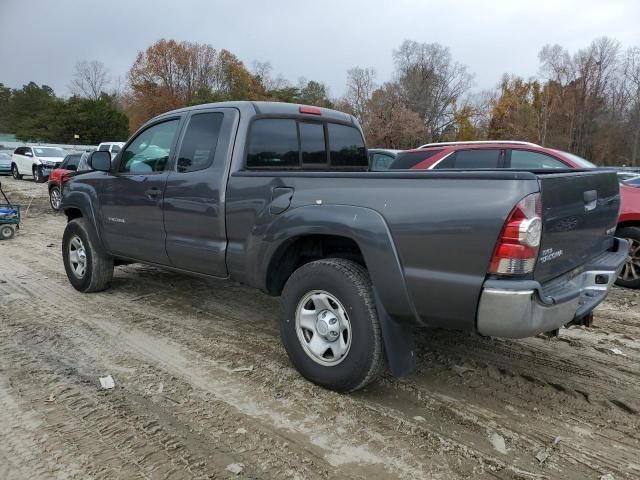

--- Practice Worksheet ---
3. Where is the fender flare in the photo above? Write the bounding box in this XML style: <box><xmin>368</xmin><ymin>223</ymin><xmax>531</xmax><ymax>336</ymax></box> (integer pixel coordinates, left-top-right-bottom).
<box><xmin>253</xmin><ymin>204</ymin><xmax>417</xmax><ymax>376</ymax></box>
<box><xmin>61</xmin><ymin>190</ymin><xmax>106</xmax><ymax>250</ymax></box>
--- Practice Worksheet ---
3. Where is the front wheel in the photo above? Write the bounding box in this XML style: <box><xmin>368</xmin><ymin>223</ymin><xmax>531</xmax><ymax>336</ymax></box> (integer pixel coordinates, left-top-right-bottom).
<box><xmin>616</xmin><ymin>227</ymin><xmax>640</xmax><ymax>289</ymax></box>
<box><xmin>11</xmin><ymin>164</ymin><xmax>22</xmax><ymax>180</ymax></box>
<box><xmin>280</xmin><ymin>258</ymin><xmax>385</xmax><ymax>392</ymax></box>
<box><xmin>62</xmin><ymin>218</ymin><xmax>114</xmax><ymax>292</ymax></box>
<box><xmin>49</xmin><ymin>185</ymin><xmax>62</xmax><ymax>211</ymax></box>
<box><xmin>33</xmin><ymin>166</ymin><xmax>44</xmax><ymax>183</ymax></box>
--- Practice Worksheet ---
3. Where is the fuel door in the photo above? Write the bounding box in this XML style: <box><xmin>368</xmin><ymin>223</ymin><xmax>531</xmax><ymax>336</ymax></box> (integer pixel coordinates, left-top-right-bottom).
<box><xmin>270</xmin><ymin>187</ymin><xmax>294</xmax><ymax>214</ymax></box>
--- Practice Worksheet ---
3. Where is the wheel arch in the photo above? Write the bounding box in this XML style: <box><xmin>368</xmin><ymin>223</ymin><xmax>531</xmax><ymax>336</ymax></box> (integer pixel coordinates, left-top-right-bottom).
<box><xmin>257</xmin><ymin>205</ymin><xmax>418</xmax><ymax>324</ymax></box>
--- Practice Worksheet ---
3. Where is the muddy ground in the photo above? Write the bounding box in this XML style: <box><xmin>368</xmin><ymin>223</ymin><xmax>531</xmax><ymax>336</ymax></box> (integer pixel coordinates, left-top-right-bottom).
<box><xmin>0</xmin><ymin>175</ymin><xmax>638</xmax><ymax>480</ymax></box>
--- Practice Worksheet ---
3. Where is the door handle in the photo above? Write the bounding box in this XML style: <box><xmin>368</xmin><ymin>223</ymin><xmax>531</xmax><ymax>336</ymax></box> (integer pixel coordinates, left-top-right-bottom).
<box><xmin>145</xmin><ymin>187</ymin><xmax>161</xmax><ymax>200</ymax></box>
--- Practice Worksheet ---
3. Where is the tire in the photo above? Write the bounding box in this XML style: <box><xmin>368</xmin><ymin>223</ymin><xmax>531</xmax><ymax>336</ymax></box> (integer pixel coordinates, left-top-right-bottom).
<box><xmin>49</xmin><ymin>185</ymin><xmax>62</xmax><ymax>211</ymax></box>
<box><xmin>280</xmin><ymin>258</ymin><xmax>385</xmax><ymax>392</ymax></box>
<box><xmin>0</xmin><ymin>225</ymin><xmax>15</xmax><ymax>240</ymax></box>
<box><xmin>11</xmin><ymin>164</ymin><xmax>22</xmax><ymax>180</ymax></box>
<box><xmin>62</xmin><ymin>218</ymin><xmax>113</xmax><ymax>292</ymax></box>
<box><xmin>33</xmin><ymin>166</ymin><xmax>44</xmax><ymax>183</ymax></box>
<box><xmin>615</xmin><ymin>226</ymin><xmax>640</xmax><ymax>289</ymax></box>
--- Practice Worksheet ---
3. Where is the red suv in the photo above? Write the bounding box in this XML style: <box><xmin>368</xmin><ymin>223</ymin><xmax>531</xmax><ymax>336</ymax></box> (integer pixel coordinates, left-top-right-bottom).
<box><xmin>389</xmin><ymin>141</ymin><xmax>640</xmax><ymax>288</ymax></box>
<box><xmin>48</xmin><ymin>152</ymin><xmax>88</xmax><ymax>211</ymax></box>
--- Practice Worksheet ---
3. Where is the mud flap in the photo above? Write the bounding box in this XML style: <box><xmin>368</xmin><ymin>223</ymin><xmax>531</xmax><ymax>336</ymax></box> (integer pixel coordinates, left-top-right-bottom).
<box><xmin>374</xmin><ymin>290</ymin><xmax>416</xmax><ymax>376</ymax></box>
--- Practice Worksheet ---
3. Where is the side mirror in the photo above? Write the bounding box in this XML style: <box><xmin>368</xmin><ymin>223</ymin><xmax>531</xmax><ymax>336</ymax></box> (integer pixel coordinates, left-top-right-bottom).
<box><xmin>88</xmin><ymin>151</ymin><xmax>112</xmax><ymax>172</ymax></box>
<box><xmin>25</xmin><ymin>151</ymin><xmax>33</xmax><ymax>157</ymax></box>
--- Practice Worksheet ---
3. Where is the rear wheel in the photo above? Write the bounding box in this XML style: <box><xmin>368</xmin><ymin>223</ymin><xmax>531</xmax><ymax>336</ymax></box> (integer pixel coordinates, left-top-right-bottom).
<box><xmin>0</xmin><ymin>225</ymin><xmax>15</xmax><ymax>240</ymax></box>
<box><xmin>62</xmin><ymin>218</ymin><xmax>113</xmax><ymax>292</ymax></box>
<box><xmin>11</xmin><ymin>164</ymin><xmax>22</xmax><ymax>180</ymax></box>
<box><xmin>616</xmin><ymin>227</ymin><xmax>640</xmax><ymax>289</ymax></box>
<box><xmin>280</xmin><ymin>258</ymin><xmax>384</xmax><ymax>392</ymax></box>
<box><xmin>49</xmin><ymin>185</ymin><xmax>62</xmax><ymax>210</ymax></box>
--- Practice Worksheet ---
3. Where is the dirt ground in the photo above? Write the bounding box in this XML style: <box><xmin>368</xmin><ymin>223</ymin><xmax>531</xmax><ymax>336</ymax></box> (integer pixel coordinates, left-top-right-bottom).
<box><xmin>0</xmin><ymin>176</ymin><xmax>639</xmax><ymax>480</ymax></box>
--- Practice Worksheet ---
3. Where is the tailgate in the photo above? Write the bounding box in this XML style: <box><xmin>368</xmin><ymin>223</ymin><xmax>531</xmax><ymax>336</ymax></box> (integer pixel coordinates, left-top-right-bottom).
<box><xmin>535</xmin><ymin>170</ymin><xmax>619</xmax><ymax>283</ymax></box>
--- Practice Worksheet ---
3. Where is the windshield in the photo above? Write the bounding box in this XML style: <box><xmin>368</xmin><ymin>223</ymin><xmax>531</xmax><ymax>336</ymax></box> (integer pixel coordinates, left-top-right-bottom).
<box><xmin>622</xmin><ymin>176</ymin><xmax>640</xmax><ymax>187</ymax></box>
<box><xmin>554</xmin><ymin>150</ymin><xmax>597</xmax><ymax>168</ymax></box>
<box><xmin>33</xmin><ymin>147</ymin><xmax>66</xmax><ymax>158</ymax></box>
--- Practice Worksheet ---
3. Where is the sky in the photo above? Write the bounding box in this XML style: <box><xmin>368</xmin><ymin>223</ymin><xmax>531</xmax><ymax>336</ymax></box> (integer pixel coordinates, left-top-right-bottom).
<box><xmin>1</xmin><ymin>0</ymin><xmax>639</xmax><ymax>99</ymax></box>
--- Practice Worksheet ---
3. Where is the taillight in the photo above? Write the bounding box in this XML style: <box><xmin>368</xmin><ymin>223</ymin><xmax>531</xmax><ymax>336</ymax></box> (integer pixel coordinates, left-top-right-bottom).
<box><xmin>489</xmin><ymin>193</ymin><xmax>542</xmax><ymax>275</ymax></box>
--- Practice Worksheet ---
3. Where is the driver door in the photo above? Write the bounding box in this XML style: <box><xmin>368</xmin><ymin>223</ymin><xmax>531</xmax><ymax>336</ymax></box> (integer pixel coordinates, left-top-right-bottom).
<box><xmin>98</xmin><ymin>117</ymin><xmax>182</xmax><ymax>264</ymax></box>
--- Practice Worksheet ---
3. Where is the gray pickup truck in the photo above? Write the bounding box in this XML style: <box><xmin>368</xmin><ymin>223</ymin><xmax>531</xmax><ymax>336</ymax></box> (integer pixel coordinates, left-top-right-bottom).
<box><xmin>60</xmin><ymin>101</ymin><xmax>627</xmax><ymax>392</ymax></box>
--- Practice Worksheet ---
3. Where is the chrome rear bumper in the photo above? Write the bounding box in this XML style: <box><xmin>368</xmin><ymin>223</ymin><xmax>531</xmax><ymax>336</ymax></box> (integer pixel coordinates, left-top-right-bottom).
<box><xmin>477</xmin><ymin>239</ymin><xmax>627</xmax><ymax>338</ymax></box>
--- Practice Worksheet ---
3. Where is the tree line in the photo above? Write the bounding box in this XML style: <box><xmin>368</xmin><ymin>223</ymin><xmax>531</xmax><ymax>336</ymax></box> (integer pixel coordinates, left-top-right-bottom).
<box><xmin>1</xmin><ymin>36</ymin><xmax>638</xmax><ymax>165</ymax></box>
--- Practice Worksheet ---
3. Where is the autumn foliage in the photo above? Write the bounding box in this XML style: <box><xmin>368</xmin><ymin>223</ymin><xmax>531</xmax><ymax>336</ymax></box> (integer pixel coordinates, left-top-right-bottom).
<box><xmin>124</xmin><ymin>39</ymin><xmax>267</xmax><ymax>131</ymax></box>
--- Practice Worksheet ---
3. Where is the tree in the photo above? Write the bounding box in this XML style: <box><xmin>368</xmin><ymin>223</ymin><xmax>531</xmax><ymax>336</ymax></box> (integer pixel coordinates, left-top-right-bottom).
<box><xmin>298</xmin><ymin>79</ymin><xmax>332</xmax><ymax>107</ymax></box>
<box><xmin>622</xmin><ymin>47</ymin><xmax>640</xmax><ymax>165</ymax></box>
<box><xmin>126</xmin><ymin>39</ymin><xmax>265</xmax><ymax>131</ymax></box>
<box><xmin>0</xmin><ymin>83</ymin><xmax>11</xmax><ymax>132</ymax></box>
<box><xmin>70</xmin><ymin>60</ymin><xmax>111</xmax><ymax>100</ymax></box>
<box><xmin>212</xmin><ymin>49</ymin><xmax>265</xmax><ymax>100</ymax></box>
<box><xmin>488</xmin><ymin>75</ymin><xmax>543</xmax><ymax>142</ymax></box>
<box><xmin>392</xmin><ymin>40</ymin><xmax>474</xmax><ymax>141</ymax></box>
<box><xmin>53</xmin><ymin>94</ymin><xmax>129</xmax><ymax>144</ymax></box>
<box><xmin>365</xmin><ymin>82</ymin><xmax>426</xmax><ymax>148</ymax></box>
<box><xmin>345</xmin><ymin>67</ymin><xmax>376</xmax><ymax>129</ymax></box>
<box><xmin>9</xmin><ymin>82</ymin><xmax>59</xmax><ymax>141</ymax></box>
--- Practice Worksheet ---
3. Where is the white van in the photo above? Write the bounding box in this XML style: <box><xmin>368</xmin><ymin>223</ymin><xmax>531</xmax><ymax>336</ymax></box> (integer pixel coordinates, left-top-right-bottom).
<box><xmin>96</xmin><ymin>142</ymin><xmax>125</xmax><ymax>159</ymax></box>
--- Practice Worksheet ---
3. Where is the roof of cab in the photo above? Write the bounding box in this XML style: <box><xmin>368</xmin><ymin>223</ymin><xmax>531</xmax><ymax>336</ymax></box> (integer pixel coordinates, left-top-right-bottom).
<box><xmin>155</xmin><ymin>101</ymin><xmax>356</xmax><ymax>125</ymax></box>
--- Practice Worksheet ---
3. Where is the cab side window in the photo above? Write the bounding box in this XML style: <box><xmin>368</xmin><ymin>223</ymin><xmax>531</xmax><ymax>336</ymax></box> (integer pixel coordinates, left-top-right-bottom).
<box><xmin>510</xmin><ymin>149</ymin><xmax>567</xmax><ymax>169</ymax></box>
<box><xmin>119</xmin><ymin>119</ymin><xmax>180</xmax><ymax>174</ymax></box>
<box><xmin>99</xmin><ymin>144</ymin><xmax>111</xmax><ymax>152</ymax></box>
<box><xmin>176</xmin><ymin>112</ymin><xmax>224</xmax><ymax>173</ymax></box>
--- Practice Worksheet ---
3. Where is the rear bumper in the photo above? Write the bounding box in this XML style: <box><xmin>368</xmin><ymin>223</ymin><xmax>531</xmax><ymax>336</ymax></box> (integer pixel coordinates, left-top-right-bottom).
<box><xmin>477</xmin><ymin>238</ymin><xmax>628</xmax><ymax>338</ymax></box>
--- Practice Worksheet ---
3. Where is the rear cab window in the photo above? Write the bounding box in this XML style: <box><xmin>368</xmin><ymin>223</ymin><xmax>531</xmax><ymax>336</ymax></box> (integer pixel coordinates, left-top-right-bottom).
<box><xmin>246</xmin><ymin>118</ymin><xmax>366</xmax><ymax>170</ymax></box>
<box><xmin>327</xmin><ymin>123</ymin><xmax>367</xmax><ymax>168</ymax></box>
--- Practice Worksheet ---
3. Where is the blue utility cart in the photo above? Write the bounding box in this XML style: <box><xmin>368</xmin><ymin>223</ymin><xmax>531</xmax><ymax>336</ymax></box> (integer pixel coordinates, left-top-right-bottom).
<box><xmin>0</xmin><ymin>181</ymin><xmax>19</xmax><ymax>240</ymax></box>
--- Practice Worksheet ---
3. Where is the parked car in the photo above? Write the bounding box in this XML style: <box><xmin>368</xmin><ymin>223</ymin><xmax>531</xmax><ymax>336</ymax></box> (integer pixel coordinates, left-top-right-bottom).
<box><xmin>392</xmin><ymin>141</ymin><xmax>640</xmax><ymax>289</ymax></box>
<box><xmin>97</xmin><ymin>142</ymin><xmax>125</xmax><ymax>159</ymax></box>
<box><xmin>48</xmin><ymin>152</ymin><xmax>90</xmax><ymax>210</ymax></box>
<box><xmin>618</xmin><ymin>171</ymin><xmax>640</xmax><ymax>183</ymax></box>
<box><xmin>622</xmin><ymin>175</ymin><xmax>640</xmax><ymax>187</ymax></box>
<box><xmin>0</xmin><ymin>152</ymin><xmax>12</xmax><ymax>175</ymax></box>
<box><xmin>368</xmin><ymin>148</ymin><xmax>401</xmax><ymax>170</ymax></box>
<box><xmin>11</xmin><ymin>146</ymin><xmax>67</xmax><ymax>182</ymax></box>
<box><xmin>59</xmin><ymin>102</ymin><xmax>626</xmax><ymax>392</ymax></box>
